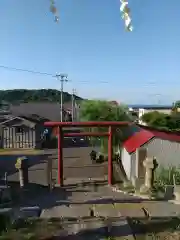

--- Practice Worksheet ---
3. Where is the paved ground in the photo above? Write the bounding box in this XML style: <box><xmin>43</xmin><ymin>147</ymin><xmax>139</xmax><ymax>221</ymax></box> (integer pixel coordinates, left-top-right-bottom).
<box><xmin>1</xmin><ymin>147</ymin><xmax>137</xmax><ymax>238</ymax></box>
<box><xmin>4</xmin><ymin>147</ymin><xmax>106</xmax><ymax>185</ymax></box>
<box><xmin>2</xmin><ymin>146</ymin><xmax>180</xmax><ymax>238</ymax></box>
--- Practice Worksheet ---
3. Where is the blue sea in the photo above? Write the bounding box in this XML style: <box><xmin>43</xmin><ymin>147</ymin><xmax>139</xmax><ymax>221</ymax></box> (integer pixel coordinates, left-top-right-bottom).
<box><xmin>128</xmin><ymin>104</ymin><xmax>172</xmax><ymax>109</ymax></box>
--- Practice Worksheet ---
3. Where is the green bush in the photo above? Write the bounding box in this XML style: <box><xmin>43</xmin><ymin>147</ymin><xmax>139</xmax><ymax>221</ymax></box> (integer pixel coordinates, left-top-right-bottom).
<box><xmin>0</xmin><ymin>218</ymin><xmax>63</xmax><ymax>239</ymax></box>
<box><xmin>155</xmin><ymin>166</ymin><xmax>180</xmax><ymax>191</ymax></box>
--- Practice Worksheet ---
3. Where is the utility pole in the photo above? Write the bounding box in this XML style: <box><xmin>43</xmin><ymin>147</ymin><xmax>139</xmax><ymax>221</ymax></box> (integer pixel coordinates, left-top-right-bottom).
<box><xmin>71</xmin><ymin>88</ymin><xmax>76</xmax><ymax>121</ymax></box>
<box><xmin>55</xmin><ymin>73</ymin><xmax>68</xmax><ymax>122</ymax></box>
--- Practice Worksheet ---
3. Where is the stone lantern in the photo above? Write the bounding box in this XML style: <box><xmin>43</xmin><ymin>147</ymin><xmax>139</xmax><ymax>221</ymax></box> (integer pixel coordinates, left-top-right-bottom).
<box><xmin>140</xmin><ymin>157</ymin><xmax>158</xmax><ymax>194</ymax></box>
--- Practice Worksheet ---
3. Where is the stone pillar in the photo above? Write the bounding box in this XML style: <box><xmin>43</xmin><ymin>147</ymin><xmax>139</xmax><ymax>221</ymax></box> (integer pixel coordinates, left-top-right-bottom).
<box><xmin>174</xmin><ymin>186</ymin><xmax>180</xmax><ymax>202</ymax></box>
<box><xmin>46</xmin><ymin>158</ymin><xmax>53</xmax><ymax>191</ymax></box>
<box><xmin>15</xmin><ymin>156</ymin><xmax>29</xmax><ymax>188</ymax></box>
<box><xmin>140</xmin><ymin>157</ymin><xmax>158</xmax><ymax>194</ymax></box>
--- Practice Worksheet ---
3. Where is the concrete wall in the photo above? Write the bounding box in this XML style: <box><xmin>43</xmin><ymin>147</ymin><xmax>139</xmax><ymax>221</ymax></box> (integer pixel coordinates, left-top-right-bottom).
<box><xmin>146</xmin><ymin>138</ymin><xmax>180</xmax><ymax>168</ymax></box>
<box><xmin>121</xmin><ymin>147</ymin><xmax>131</xmax><ymax>179</ymax></box>
<box><xmin>129</xmin><ymin>138</ymin><xmax>180</xmax><ymax>180</ymax></box>
<box><xmin>122</xmin><ymin>149</ymin><xmax>140</xmax><ymax>181</ymax></box>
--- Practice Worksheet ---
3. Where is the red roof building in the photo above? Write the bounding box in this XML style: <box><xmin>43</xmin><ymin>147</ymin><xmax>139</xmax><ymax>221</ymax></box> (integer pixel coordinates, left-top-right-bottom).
<box><xmin>123</xmin><ymin>126</ymin><xmax>180</xmax><ymax>154</ymax></box>
<box><xmin>121</xmin><ymin>125</ymin><xmax>180</xmax><ymax>182</ymax></box>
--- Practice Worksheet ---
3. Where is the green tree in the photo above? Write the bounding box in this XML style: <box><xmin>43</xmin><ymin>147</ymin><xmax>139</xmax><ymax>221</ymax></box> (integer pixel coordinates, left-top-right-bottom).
<box><xmin>172</xmin><ymin>101</ymin><xmax>180</xmax><ymax>113</ymax></box>
<box><xmin>174</xmin><ymin>101</ymin><xmax>180</xmax><ymax>108</ymax></box>
<box><xmin>150</xmin><ymin>114</ymin><xmax>168</xmax><ymax>130</ymax></box>
<box><xmin>79</xmin><ymin>100</ymin><xmax>132</xmax><ymax>154</ymax></box>
<box><xmin>141</xmin><ymin>111</ymin><xmax>169</xmax><ymax>129</ymax></box>
<box><xmin>141</xmin><ymin>111</ymin><xmax>157</xmax><ymax>125</ymax></box>
<box><xmin>168</xmin><ymin>112</ymin><xmax>180</xmax><ymax>130</ymax></box>
<box><xmin>141</xmin><ymin>111</ymin><xmax>166</xmax><ymax>125</ymax></box>
<box><xmin>141</xmin><ymin>111</ymin><xmax>180</xmax><ymax>131</ymax></box>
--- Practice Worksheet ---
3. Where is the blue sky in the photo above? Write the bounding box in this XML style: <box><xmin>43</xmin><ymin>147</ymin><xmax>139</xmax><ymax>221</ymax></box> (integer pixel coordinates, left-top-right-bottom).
<box><xmin>0</xmin><ymin>0</ymin><xmax>180</xmax><ymax>104</ymax></box>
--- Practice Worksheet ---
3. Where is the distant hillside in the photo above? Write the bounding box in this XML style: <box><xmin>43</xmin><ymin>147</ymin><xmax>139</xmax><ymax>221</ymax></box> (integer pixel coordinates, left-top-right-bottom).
<box><xmin>0</xmin><ymin>89</ymin><xmax>83</xmax><ymax>104</ymax></box>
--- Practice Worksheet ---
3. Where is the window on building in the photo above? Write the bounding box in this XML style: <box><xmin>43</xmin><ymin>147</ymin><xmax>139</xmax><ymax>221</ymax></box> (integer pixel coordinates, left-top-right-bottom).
<box><xmin>16</xmin><ymin>127</ymin><xmax>24</xmax><ymax>133</ymax></box>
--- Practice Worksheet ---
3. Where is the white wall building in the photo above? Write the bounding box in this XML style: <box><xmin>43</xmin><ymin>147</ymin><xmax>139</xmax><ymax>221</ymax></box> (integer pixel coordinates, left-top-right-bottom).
<box><xmin>129</xmin><ymin>105</ymin><xmax>172</xmax><ymax>125</ymax></box>
<box><xmin>121</xmin><ymin>125</ymin><xmax>180</xmax><ymax>182</ymax></box>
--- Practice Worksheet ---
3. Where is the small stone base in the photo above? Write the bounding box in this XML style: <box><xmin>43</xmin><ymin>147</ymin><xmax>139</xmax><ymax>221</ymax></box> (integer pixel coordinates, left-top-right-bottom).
<box><xmin>174</xmin><ymin>192</ymin><xmax>180</xmax><ymax>202</ymax></box>
<box><xmin>0</xmin><ymin>185</ymin><xmax>12</xmax><ymax>206</ymax></box>
<box><xmin>140</xmin><ymin>185</ymin><xmax>152</xmax><ymax>195</ymax></box>
<box><xmin>14</xmin><ymin>206</ymin><xmax>42</xmax><ymax>219</ymax></box>
<box><xmin>133</xmin><ymin>193</ymin><xmax>154</xmax><ymax>200</ymax></box>
<box><xmin>0</xmin><ymin>208</ymin><xmax>14</xmax><ymax>219</ymax></box>
<box><xmin>123</xmin><ymin>181</ymin><xmax>133</xmax><ymax>188</ymax></box>
<box><xmin>169</xmin><ymin>200</ymin><xmax>180</xmax><ymax>205</ymax></box>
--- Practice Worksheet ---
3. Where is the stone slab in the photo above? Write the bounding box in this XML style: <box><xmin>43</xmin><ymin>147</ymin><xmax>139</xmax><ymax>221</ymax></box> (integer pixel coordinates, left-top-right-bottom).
<box><xmin>65</xmin><ymin>218</ymin><xmax>106</xmax><ymax>235</ymax></box>
<box><xmin>40</xmin><ymin>204</ymin><xmax>93</xmax><ymax>218</ymax></box>
<box><xmin>0</xmin><ymin>208</ymin><xmax>17</xmax><ymax>222</ymax></box>
<box><xmin>110</xmin><ymin>218</ymin><xmax>135</xmax><ymax>239</ymax></box>
<box><xmin>141</xmin><ymin>201</ymin><xmax>180</xmax><ymax>217</ymax></box>
<box><xmin>19</xmin><ymin>206</ymin><xmax>41</xmax><ymax>218</ymax></box>
<box><xmin>0</xmin><ymin>185</ymin><xmax>11</xmax><ymax>203</ymax></box>
<box><xmin>13</xmin><ymin>206</ymin><xmax>42</xmax><ymax>219</ymax></box>
<box><xmin>114</xmin><ymin>203</ymin><xmax>145</xmax><ymax>217</ymax></box>
<box><xmin>62</xmin><ymin>217</ymin><xmax>134</xmax><ymax>239</ymax></box>
<box><xmin>0</xmin><ymin>207</ymin><xmax>13</xmax><ymax>216</ymax></box>
<box><xmin>94</xmin><ymin>203</ymin><xmax>120</xmax><ymax>217</ymax></box>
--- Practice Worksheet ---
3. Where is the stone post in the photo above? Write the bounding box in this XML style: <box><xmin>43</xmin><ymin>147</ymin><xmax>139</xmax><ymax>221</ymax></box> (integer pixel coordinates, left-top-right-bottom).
<box><xmin>173</xmin><ymin>174</ymin><xmax>180</xmax><ymax>202</ymax></box>
<box><xmin>46</xmin><ymin>158</ymin><xmax>53</xmax><ymax>191</ymax></box>
<box><xmin>140</xmin><ymin>157</ymin><xmax>158</xmax><ymax>194</ymax></box>
<box><xmin>15</xmin><ymin>156</ymin><xmax>29</xmax><ymax>188</ymax></box>
<box><xmin>151</xmin><ymin>157</ymin><xmax>158</xmax><ymax>186</ymax></box>
<box><xmin>173</xmin><ymin>186</ymin><xmax>180</xmax><ymax>202</ymax></box>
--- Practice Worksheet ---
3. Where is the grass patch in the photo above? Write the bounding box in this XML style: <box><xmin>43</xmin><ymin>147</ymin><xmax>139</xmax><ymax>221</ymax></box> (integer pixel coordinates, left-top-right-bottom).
<box><xmin>154</xmin><ymin>166</ymin><xmax>180</xmax><ymax>195</ymax></box>
<box><xmin>0</xmin><ymin>149</ymin><xmax>43</xmax><ymax>155</ymax></box>
<box><xmin>129</xmin><ymin>217</ymin><xmax>180</xmax><ymax>240</ymax></box>
<box><xmin>0</xmin><ymin>218</ymin><xmax>63</xmax><ymax>239</ymax></box>
<box><xmin>155</xmin><ymin>166</ymin><xmax>180</xmax><ymax>186</ymax></box>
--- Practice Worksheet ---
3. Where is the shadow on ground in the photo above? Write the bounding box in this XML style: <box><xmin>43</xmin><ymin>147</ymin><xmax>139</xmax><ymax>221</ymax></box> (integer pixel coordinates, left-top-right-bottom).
<box><xmin>5</xmin><ymin>179</ymin><xmax>158</xmax><ymax>210</ymax></box>
<box><xmin>0</xmin><ymin>153</ymin><xmax>52</xmax><ymax>179</ymax></box>
<box><xmin>44</xmin><ymin>217</ymin><xmax>134</xmax><ymax>240</ymax></box>
<box><xmin>41</xmin><ymin>216</ymin><xmax>180</xmax><ymax>239</ymax></box>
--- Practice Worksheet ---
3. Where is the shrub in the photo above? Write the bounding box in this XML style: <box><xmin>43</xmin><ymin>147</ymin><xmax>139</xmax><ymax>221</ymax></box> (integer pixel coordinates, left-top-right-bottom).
<box><xmin>155</xmin><ymin>166</ymin><xmax>180</xmax><ymax>191</ymax></box>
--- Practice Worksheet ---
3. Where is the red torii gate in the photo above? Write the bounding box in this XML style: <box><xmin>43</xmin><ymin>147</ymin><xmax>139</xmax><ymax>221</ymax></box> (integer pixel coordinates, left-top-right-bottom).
<box><xmin>44</xmin><ymin>121</ymin><xmax>130</xmax><ymax>186</ymax></box>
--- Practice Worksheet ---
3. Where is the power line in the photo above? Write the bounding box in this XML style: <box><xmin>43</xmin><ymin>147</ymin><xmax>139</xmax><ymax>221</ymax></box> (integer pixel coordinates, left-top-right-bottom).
<box><xmin>1</xmin><ymin>64</ymin><xmax>178</xmax><ymax>86</ymax></box>
<box><xmin>0</xmin><ymin>64</ymin><xmax>108</xmax><ymax>84</ymax></box>
<box><xmin>0</xmin><ymin>65</ymin><xmax>53</xmax><ymax>76</ymax></box>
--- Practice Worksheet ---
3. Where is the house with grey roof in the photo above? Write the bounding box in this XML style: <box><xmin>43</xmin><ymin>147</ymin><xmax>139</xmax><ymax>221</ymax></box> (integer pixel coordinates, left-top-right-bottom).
<box><xmin>0</xmin><ymin>115</ymin><xmax>42</xmax><ymax>149</ymax></box>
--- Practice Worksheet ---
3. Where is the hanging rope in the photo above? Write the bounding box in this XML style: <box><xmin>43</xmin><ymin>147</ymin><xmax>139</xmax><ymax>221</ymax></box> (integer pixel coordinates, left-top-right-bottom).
<box><xmin>120</xmin><ymin>0</ymin><xmax>133</xmax><ymax>31</ymax></box>
<box><xmin>50</xmin><ymin>0</ymin><xmax>59</xmax><ymax>22</ymax></box>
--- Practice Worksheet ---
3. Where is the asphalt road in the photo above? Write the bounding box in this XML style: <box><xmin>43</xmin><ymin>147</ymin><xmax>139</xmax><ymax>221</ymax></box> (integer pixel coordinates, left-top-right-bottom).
<box><xmin>55</xmin><ymin>146</ymin><xmax>107</xmax><ymax>179</ymax></box>
<box><xmin>5</xmin><ymin>146</ymin><xmax>108</xmax><ymax>186</ymax></box>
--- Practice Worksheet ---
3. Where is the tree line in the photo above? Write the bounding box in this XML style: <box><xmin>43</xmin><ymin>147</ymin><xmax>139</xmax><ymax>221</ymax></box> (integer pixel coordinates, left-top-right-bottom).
<box><xmin>1</xmin><ymin>88</ymin><xmax>179</xmax><ymax>151</ymax></box>
<box><xmin>141</xmin><ymin>101</ymin><xmax>180</xmax><ymax>131</ymax></box>
<box><xmin>0</xmin><ymin>89</ymin><xmax>82</xmax><ymax>104</ymax></box>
